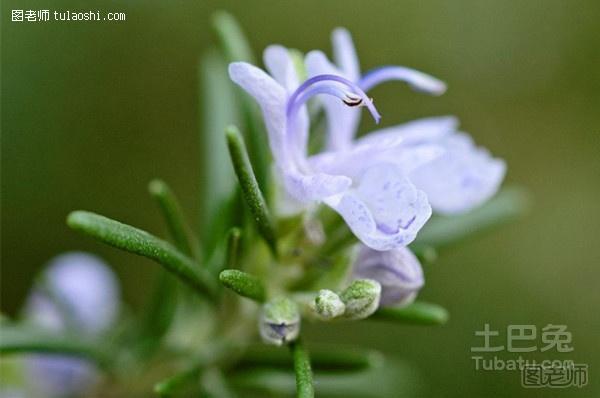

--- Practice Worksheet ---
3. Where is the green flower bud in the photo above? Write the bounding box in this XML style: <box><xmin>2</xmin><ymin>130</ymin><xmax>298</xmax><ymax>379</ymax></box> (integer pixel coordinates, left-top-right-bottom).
<box><xmin>312</xmin><ymin>289</ymin><xmax>345</xmax><ymax>320</ymax></box>
<box><xmin>339</xmin><ymin>279</ymin><xmax>381</xmax><ymax>320</ymax></box>
<box><xmin>259</xmin><ymin>297</ymin><xmax>300</xmax><ymax>346</ymax></box>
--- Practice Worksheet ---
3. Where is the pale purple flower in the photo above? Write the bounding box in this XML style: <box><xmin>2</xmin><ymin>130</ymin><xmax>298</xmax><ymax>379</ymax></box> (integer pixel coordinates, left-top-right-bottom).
<box><xmin>306</xmin><ymin>28</ymin><xmax>506</xmax><ymax>215</ymax></box>
<box><xmin>353</xmin><ymin>244</ymin><xmax>424</xmax><ymax>307</ymax></box>
<box><xmin>23</xmin><ymin>252</ymin><xmax>120</xmax><ymax>397</ymax></box>
<box><xmin>229</xmin><ymin>47</ymin><xmax>432</xmax><ymax>250</ymax></box>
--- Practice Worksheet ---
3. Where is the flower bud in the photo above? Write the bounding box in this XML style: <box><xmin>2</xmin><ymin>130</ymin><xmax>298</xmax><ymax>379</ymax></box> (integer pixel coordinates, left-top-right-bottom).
<box><xmin>353</xmin><ymin>245</ymin><xmax>424</xmax><ymax>307</ymax></box>
<box><xmin>259</xmin><ymin>297</ymin><xmax>300</xmax><ymax>346</ymax></box>
<box><xmin>339</xmin><ymin>279</ymin><xmax>381</xmax><ymax>320</ymax></box>
<box><xmin>312</xmin><ymin>289</ymin><xmax>345</xmax><ymax>320</ymax></box>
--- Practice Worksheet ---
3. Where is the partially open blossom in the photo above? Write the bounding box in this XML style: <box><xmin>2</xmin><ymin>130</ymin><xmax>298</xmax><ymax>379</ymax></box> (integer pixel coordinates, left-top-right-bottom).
<box><xmin>306</xmin><ymin>28</ymin><xmax>506</xmax><ymax>216</ymax></box>
<box><xmin>23</xmin><ymin>252</ymin><xmax>120</xmax><ymax>398</ymax></box>
<box><xmin>259</xmin><ymin>297</ymin><xmax>300</xmax><ymax>345</ymax></box>
<box><xmin>339</xmin><ymin>279</ymin><xmax>381</xmax><ymax>320</ymax></box>
<box><xmin>229</xmin><ymin>46</ymin><xmax>432</xmax><ymax>251</ymax></box>
<box><xmin>353</xmin><ymin>245</ymin><xmax>424</xmax><ymax>307</ymax></box>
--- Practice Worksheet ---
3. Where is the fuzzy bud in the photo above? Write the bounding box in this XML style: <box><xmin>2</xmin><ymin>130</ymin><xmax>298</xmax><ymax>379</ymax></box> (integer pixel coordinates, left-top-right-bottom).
<box><xmin>339</xmin><ymin>279</ymin><xmax>381</xmax><ymax>320</ymax></box>
<box><xmin>312</xmin><ymin>289</ymin><xmax>345</xmax><ymax>320</ymax></box>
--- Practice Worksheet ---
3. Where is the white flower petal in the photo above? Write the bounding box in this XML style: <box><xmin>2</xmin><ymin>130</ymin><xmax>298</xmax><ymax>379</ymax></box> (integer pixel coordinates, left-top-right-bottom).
<box><xmin>410</xmin><ymin>133</ymin><xmax>506</xmax><ymax>214</ymax></box>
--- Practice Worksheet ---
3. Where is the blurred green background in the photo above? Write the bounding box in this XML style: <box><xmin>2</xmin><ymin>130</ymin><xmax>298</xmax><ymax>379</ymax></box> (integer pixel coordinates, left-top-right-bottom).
<box><xmin>2</xmin><ymin>0</ymin><xmax>599</xmax><ymax>396</ymax></box>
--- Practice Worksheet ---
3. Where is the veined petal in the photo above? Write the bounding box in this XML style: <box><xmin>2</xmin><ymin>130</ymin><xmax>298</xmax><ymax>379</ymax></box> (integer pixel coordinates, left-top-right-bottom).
<box><xmin>283</xmin><ymin>169</ymin><xmax>352</xmax><ymax>203</ymax></box>
<box><xmin>410</xmin><ymin>133</ymin><xmax>506</xmax><ymax>214</ymax></box>
<box><xmin>229</xmin><ymin>62</ymin><xmax>295</xmax><ymax>171</ymax></box>
<box><xmin>306</xmin><ymin>50</ymin><xmax>361</xmax><ymax>151</ymax></box>
<box><xmin>332</xmin><ymin>28</ymin><xmax>360</xmax><ymax>81</ymax></box>
<box><xmin>359</xmin><ymin>66</ymin><xmax>447</xmax><ymax>95</ymax></box>
<box><xmin>324</xmin><ymin>163</ymin><xmax>432</xmax><ymax>250</ymax></box>
<box><xmin>308</xmin><ymin>117</ymin><xmax>455</xmax><ymax>179</ymax></box>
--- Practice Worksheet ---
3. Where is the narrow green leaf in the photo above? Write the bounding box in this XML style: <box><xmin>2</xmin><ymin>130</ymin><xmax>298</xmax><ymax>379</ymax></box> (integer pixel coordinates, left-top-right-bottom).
<box><xmin>290</xmin><ymin>339</ymin><xmax>314</xmax><ymax>398</ymax></box>
<box><xmin>0</xmin><ymin>324</ymin><xmax>111</xmax><ymax>369</ymax></box>
<box><xmin>371</xmin><ymin>301</ymin><xmax>449</xmax><ymax>326</ymax></box>
<box><xmin>237</xmin><ymin>345</ymin><xmax>381</xmax><ymax>372</ymax></box>
<box><xmin>219</xmin><ymin>269</ymin><xmax>265</xmax><ymax>302</ymax></box>
<box><xmin>149</xmin><ymin>179</ymin><xmax>200</xmax><ymax>259</ymax></box>
<box><xmin>154</xmin><ymin>365</ymin><xmax>201</xmax><ymax>397</ymax></box>
<box><xmin>226</xmin><ymin>126</ymin><xmax>277</xmax><ymax>255</ymax></box>
<box><xmin>66</xmin><ymin>211</ymin><xmax>217</xmax><ymax>298</ymax></box>
<box><xmin>212</xmin><ymin>11</ymin><xmax>270</xmax><ymax>190</ymax></box>
<box><xmin>199</xmin><ymin>50</ymin><xmax>239</xmax><ymax>253</ymax></box>
<box><xmin>412</xmin><ymin>186</ymin><xmax>530</xmax><ymax>249</ymax></box>
<box><xmin>211</xmin><ymin>11</ymin><xmax>256</xmax><ymax>64</ymax></box>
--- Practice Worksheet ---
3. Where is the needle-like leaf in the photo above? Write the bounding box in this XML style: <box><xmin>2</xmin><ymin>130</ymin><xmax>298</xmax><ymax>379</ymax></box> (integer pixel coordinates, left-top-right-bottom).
<box><xmin>212</xmin><ymin>11</ymin><xmax>270</xmax><ymax>190</ymax></box>
<box><xmin>149</xmin><ymin>179</ymin><xmax>200</xmax><ymax>259</ymax></box>
<box><xmin>199</xmin><ymin>50</ymin><xmax>239</xmax><ymax>254</ymax></box>
<box><xmin>237</xmin><ymin>344</ymin><xmax>381</xmax><ymax>372</ymax></box>
<box><xmin>67</xmin><ymin>211</ymin><xmax>217</xmax><ymax>298</ymax></box>
<box><xmin>154</xmin><ymin>365</ymin><xmax>201</xmax><ymax>397</ymax></box>
<box><xmin>219</xmin><ymin>269</ymin><xmax>266</xmax><ymax>303</ymax></box>
<box><xmin>226</xmin><ymin>126</ymin><xmax>277</xmax><ymax>255</ymax></box>
<box><xmin>371</xmin><ymin>301</ymin><xmax>449</xmax><ymax>326</ymax></box>
<box><xmin>0</xmin><ymin>324</ymin><xmax>111</xmax><ymax>369</ymax></box>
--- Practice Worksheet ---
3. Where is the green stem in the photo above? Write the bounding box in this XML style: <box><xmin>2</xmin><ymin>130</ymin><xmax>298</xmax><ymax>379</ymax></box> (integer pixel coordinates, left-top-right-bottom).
<box><xmin>66</xmin><ymin>211</ymin><xmax>217</xmax><ymax>298</ymax></box>
<box><xmin>290</xmin><ymin>339</ymin><xmax>314</xmax><ymax>398</ymax></box>
<box><xmin>225</xmin><ymin>227</ymin><xmax>242</xmax><ymax>269</ymax></box>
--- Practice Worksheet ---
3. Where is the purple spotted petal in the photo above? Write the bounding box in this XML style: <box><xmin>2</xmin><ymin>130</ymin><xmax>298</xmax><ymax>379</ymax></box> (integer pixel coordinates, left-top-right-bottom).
<box><xmin>324</xmin><ymin>163</ymin><xmax>432</xmax><ymax>250</ymax></box>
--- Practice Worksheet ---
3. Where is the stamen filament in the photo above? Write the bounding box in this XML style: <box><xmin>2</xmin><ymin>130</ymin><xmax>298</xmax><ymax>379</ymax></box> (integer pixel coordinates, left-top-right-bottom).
<box><xmin>287</xmin><ymin>74</ymin><xmax>381</xmax><ymax>123</ymax></box>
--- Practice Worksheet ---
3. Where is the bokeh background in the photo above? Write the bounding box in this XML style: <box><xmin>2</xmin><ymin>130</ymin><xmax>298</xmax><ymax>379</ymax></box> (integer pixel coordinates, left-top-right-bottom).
<box><xmin>2</xmin><ymin>0</ymin><xmax>599</xmax><ymax>396</ymax></box>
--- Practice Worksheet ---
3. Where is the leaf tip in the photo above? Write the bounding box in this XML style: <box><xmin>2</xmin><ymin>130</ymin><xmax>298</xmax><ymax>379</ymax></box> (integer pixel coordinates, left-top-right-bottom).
<box><xmin>148</xmin><ymin>179</ymin><xmax>167</xmax><ymax>197</ymax></box>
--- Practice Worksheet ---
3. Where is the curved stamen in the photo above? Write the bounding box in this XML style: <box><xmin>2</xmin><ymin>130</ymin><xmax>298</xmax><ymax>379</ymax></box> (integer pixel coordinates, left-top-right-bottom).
<box><xmin>359</xmin><ymin>66</ymin><xmax>447</xmax><ymax>95</ymax></box>
<box><xmin>287</xmin><ymin>74</ymin><xmax>381</xmax><ymax>124</ymax></box>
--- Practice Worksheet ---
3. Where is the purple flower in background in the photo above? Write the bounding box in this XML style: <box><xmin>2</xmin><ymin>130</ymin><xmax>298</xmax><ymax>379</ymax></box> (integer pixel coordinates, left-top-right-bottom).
<box><xmin>306</xmin><ymin>28</ymin><xmax>506</xmax><ymax>215</ymax></box>
<box><xmin>229</xmin><ymin>47</ymin><xmax>432</xmax><ymax>251</ymax></box>
<box><xmin>353</xmin><ymin>245</ymin><xmax>424</xmax><ymax>307</ymax></box>
<box><xmin>23</xmin><ymin>252</ymin><xmax>120</xmax><ymax>398</ymax></box>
